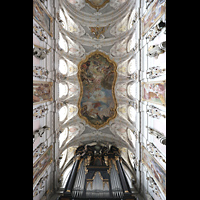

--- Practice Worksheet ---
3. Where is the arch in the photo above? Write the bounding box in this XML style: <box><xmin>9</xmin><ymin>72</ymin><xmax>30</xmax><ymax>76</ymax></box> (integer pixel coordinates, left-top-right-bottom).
<box><xmin>59</xmin><ymin>106</ymin><xmax>68</xmax><ymax>122</ymax></box>
<box><xmin>59</xmin><ymin>8</ymin><xmax>67</xmax><ymax>30</ymax></box>
<box><xmin>59</xmin><ymin>58</ymin><xmax>68</xmax><ymax>75</ymax></box>
<box><xmin>128</xmin><ymin>105</ymin><xmax>136</xmax><ymax>123</ymax></box>
<box><xmin>127</xmin><ymin>128</ymin><xmax>136</xmax><ymax>149</ymax></box>
<box><xmin>127</xmin><ymin>58</ymin><xmax>136</xmax><ymax>75</ymax></box>
<box><xmin>59</xmin><ymin>148</ymin><xmax>68</xmax><ymax>169</ymax></box>
<box><xmin>59</xmin><ymin>32</ymin><xmax>68</xmax><ymax>52</ymax></box>
<box><xmin>61</xmin><ymin>160</ymin><xmax>73</xmax><ymax>188</ymax></box>
<box><xmin>127</xmin><ymin>33</ymin><xmax>136</xmax><ymax>53</ymax></box>
<box><xmin>59</xmin><ymin>128</ymin><xmax>69</xmax><ymax>148</ymax></box>
<box><xmin>127</xmin><ymin>81</ymin><xmax>136</xmax><ymax>99</ymax></box>
<box><xmin>59</xmin><ymin>82</ymin><xmax>69</xmax><ymax>98</ymax></box>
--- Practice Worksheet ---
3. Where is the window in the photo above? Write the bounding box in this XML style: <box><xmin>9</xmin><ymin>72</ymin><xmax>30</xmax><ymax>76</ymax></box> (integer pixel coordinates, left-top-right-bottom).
<box><xmin>59</xmin><ymin>59</ymin><xmax>68</xmax><ymax>75</ymax></box>
<box><xmin>127</xmin><ymin>128</ymin><xmax>136</xmax><ymax>149</ymax></box>
<box><xmin>59</xmin><ymin>106</ymin><xmax>68</xmax><ymax>122</ymax></box>
<box><xmin>62</xmin><ymin>163</ymin><xmax>73</xmax><ymax>187</ymax></box>
<box><xmin>59</xmin><ymin>32</ymin><xmax>68</xmax><ymax>52</ymax></box>
<box><xmin>127</xmin><ymin>33</ymin><xmax>135</xmax><ymax>52</ymax></box>
<box><xmin>128</xmin><ymin>8</ymin><xmax>136</xmax><ymax>29</ymax></box>
<box><xmin>59</xmin><ymin>128</ymin><xmax>68</xmax><ymax>148</ymax></box>
<box><xmin>59</xmin><ymin>149</ymin><xmax>68</xmax><ymax>169</ymax></box>
<box><xmin>128</xmin><ymin>106</ymin><xmax>136</xmax><ymax>123</ymax></box>
<box><xmin>128</xmin><ymin>82</ymin><xmax>135</xmax><ymax>98</ymax></box>
<box><xmin>59</xmin><ymin>83</ymin><xmax>68</xmax><ymax>98</ymax></box>
<box><xmin>59</xmin><ymin>8</ymin><xmax>67</xmax><ymax>29</ymax></box>
<box><xmin>128</xmin><ymin>58</ymin><xmax>136</xmax><ymax>74</ymax></box>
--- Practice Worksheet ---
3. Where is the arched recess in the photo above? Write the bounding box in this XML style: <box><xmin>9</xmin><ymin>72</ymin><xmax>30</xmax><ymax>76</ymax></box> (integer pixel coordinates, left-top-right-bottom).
<box><xmin>58</xmin><ymin>146</ymin><xmax>77</xmax><ymax>188</ymax></box>
<box><xmin>59</xmin><ymin>148</ymin><xmax>68</xmax><ymax>169</ymax></box>
<box><xmin>58</xmin><ymin>31</ymin><xmax>68</xmax><ymax>52</ymax></box>
<box><xmin>59</xmin><ymin>6</ymin><xmax>85</xmax><ymax>36</ymax></box>
<box><xmin>58</xmin><ymin>57</ymin><xmax>78</xmax><ymax>78</ymax></box>
<box><xmin>128</xmin><ymin>105</ymin><xmax>136</xmax><ymax>124</ymax></box>
<box><xmin>61</xmin><ymin>160</ymin><xmax>73</xmax><ymax>188</ymax></box>
<box><xmin>59</xmin><ymin>7</ymin><xmax>68</xmax><ymax>30</ymax></box>
<box><xmin>59</xmin><ymin>58</ymin><xmax>68</xmax><ymax>75</ymax></box>
<box><xmin>127</xmin><ymin>58</ymin><xmax>136</xmax><ymax>75</ymax></box>
<box><xmin>58</xmin><ymin>81</ymin><xmax>78</xmax><ymax>101</ymax></box>
<box><xmin>59</xmin><ymin>128</ymin><xmax>69</xmax><ymax>149</ymax></box>
<box><xmin>127</xmin><ymin>149</ymin><xmax>137</xmax><ymax>173</ymax></box>
<box><xmin>127</xmin><ymin>81</ymin><xmax>137</xmax><ymax>100</ymax></box>
<box><xmin>59</xmin><ymin>105</ymin><xmax>68</xmax><ymax>123</ymax></box>
<box><xmin>127</xmin><ymin>128</ymin><xmax>136</xmax><ymax>149</ymax></box>
<box><xmin>59</xmin><ymin>82</ymin><xmax>69</xmax><ymax>98</ymax></box>
<box><xmin>127</xmin><ymin>32</ymin><xmax>136</xmax><ymax>53</ymax></box>
<box><xmin>116</xmin><ymin>105</ymin><xmax>137</xmax><ymax>130</ymax></box>
<box><xmin>127</xmin><ymin>6</ymin><xmax>137</xmax><ymax>30</ymax></box>
<box><xmin>59</xmin><ymin>124</ymin><xmax>81</xmax><ymax>155</ymax></box>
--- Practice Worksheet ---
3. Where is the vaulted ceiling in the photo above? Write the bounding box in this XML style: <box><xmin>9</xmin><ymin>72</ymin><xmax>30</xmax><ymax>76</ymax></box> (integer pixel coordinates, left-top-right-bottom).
<box><xmin>57</xmin><ymin>0</ymin><xmax>139</xmax><ymax>159</ymax></box>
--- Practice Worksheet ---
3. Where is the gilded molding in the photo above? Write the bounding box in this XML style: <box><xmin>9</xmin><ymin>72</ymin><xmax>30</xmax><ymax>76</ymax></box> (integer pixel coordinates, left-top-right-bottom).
<box><xmin>85</xmin><ymin>0</ymin><xmax>110</xmax><ymax>11</ymax></box>
<box><xmin>77</xmin><ymin>50</ymin><xmax>117</xmax><ymax>129</ymax></box>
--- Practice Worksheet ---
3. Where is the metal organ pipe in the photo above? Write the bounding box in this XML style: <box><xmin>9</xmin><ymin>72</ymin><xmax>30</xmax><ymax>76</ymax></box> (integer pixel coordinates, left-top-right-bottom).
<box><xmin>72</xmin><ymin>160</ymin><xmax>85</xmax><ymax>198</ymax></box>
<box><xmin>110</xmin><ymin>162</ymin><xmax>123</xmax><ymax>198</ymax></box>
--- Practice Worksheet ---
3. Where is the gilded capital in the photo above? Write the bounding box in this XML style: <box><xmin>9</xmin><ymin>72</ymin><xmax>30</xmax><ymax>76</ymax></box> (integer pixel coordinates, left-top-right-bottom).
<box><xmin>115</xmin><ymin>156</ymin><xmax>119</xmax><ymax>161</ymax></box>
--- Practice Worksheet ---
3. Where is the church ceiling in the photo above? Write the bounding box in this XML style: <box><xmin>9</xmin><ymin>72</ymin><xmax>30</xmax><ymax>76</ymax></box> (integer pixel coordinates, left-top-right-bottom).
<box><xmin>57</xmin><ymin>0</ymin><xmax>138</xmax><ymax>156</ymax></box>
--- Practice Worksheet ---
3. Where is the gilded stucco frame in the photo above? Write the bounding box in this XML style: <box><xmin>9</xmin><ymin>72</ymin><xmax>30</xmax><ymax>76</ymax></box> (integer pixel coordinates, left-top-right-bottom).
<box><xmin>77</xmin><ymin>50</ymin><xmax>117</xmax><ymax>129</ymax></box>
<box><xmin>141</xmin><ymin>145</ymin><xmax>166</xmax><ymax>195</ymax></box>
<box><xmin>33</xmin><ymin>0</ymin><xmax>53</xmax><ymax>37</ymax></box>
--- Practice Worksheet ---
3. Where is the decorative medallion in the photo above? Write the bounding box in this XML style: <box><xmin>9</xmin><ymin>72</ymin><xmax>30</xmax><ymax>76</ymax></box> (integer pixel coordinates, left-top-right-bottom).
<box><xmin>78</xmin><ymin>50</ymin><xmax>117</xmax><ymax>129</ymax></box>
<box><xmin>90</xmin><ymin>25</ymin><xmax>110</xmax><ymax>39</ymax></box>
<box><xmin>85</xmin><ymin>0</ymin><xmax>110</xmax><ymax>11</ymax></box>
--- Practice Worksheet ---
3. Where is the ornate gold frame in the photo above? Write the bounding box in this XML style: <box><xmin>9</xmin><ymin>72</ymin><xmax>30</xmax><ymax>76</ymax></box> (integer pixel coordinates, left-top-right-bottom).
<box><xmin>85</xmin><ymin>0</ymin><xmax>110</xmax><ymax>11</ymax></box>
<box><xmin>77</xmin><ymin>50</ymin><xmax>117</xmax><ymax>129</ymax></box>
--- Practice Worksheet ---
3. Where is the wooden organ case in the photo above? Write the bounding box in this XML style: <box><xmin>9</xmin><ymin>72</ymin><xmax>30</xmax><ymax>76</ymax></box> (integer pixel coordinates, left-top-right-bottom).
<box><xmin>58</xmin><ymin>145</ymin><xmax>137</xmax><ymax>200</ymax></box>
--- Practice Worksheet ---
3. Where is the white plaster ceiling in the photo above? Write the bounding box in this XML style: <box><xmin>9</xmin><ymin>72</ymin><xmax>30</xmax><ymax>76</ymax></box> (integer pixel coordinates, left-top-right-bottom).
<box><xmin>57</xmin><ymin>0</ymin><xmax>138</xmax><ymax>159</ymax></box>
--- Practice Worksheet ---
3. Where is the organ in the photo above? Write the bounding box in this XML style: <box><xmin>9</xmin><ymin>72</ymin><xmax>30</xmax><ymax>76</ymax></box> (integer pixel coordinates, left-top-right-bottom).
<box><xmin>58</xmin><ymin>145</ymin><xmax>137</xmax><ymax>200</ymax></box>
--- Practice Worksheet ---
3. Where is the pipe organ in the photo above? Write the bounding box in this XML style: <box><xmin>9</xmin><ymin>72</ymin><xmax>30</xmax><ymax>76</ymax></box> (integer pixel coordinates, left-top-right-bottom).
<box><xmin>58</xmin><ymin>145</ymin><xmax>137</xmax><ymax>200</ymax></box>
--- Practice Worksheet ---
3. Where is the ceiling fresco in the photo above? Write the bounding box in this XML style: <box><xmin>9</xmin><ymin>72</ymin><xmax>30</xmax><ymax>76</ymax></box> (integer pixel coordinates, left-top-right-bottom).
<box><xmin>78</xmin><ymin>50</ymin><xmax>117</xmax><ymax>129</ymax></box>
<box><xmin>85</xmin><ymin>0</ymin><xmax>110</xmax><ymax>11</ymax></box>
<box><xmin>57</xmin><ymin>0</ymin><xmax>139</xmax><ymax>151</ymax></box>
